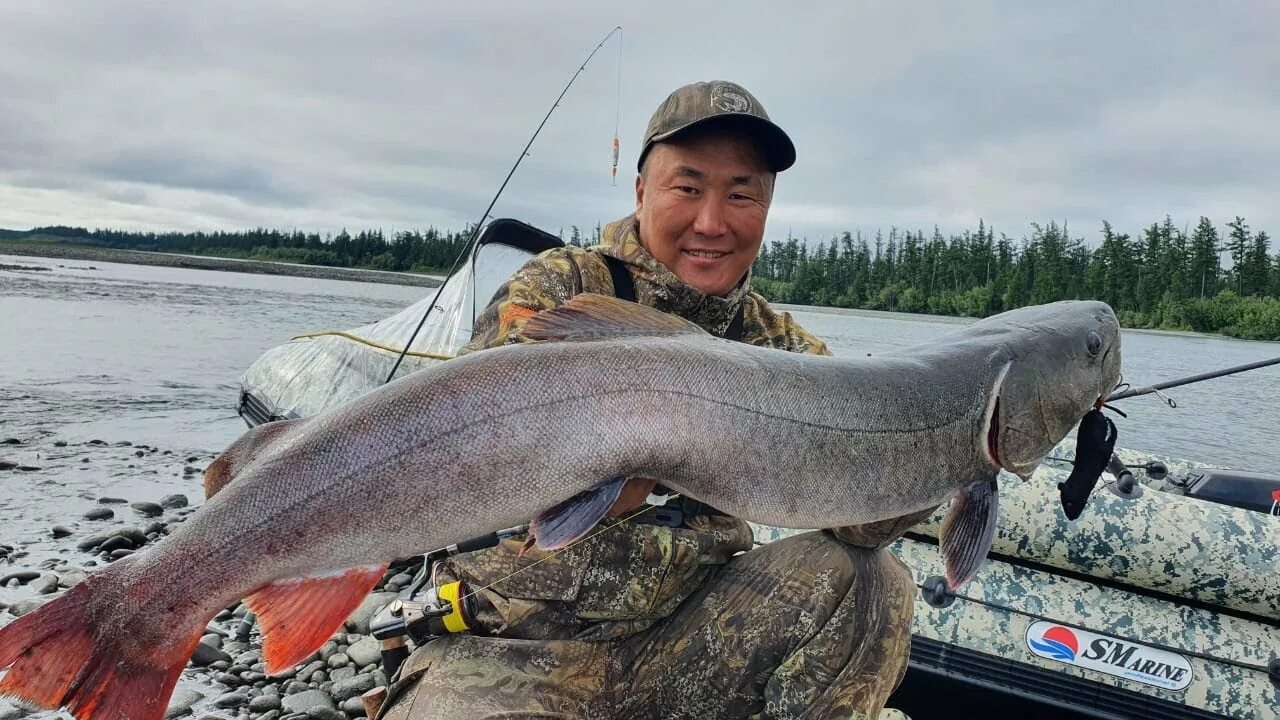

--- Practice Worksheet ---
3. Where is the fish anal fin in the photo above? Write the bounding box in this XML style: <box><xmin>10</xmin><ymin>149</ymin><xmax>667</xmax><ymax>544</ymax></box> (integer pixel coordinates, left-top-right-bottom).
<box><xmin>517</xmin><ymin>293</ymin><xmax>707</xmax><ymax>343</ymax></box>
<box><xmin>531</xmin><ymin>476</ymin><xmax>628</xmax><ymax>550</ymax></box>
<box><xmin>0</xmin><ymin>581</ymin><xmax>202</xmax><ymax>720</ymax></box>
<box><xmin>939</xmin><ymin>476</ymin><xmax>1000</xmax><ymax>590</ymax></box>
<box><xmin>205</xmin><ymin>418</ymin><xmax>303</xmax><ymax>499</ymax></box>
<box><xmin>246</xmin><ymin>564</ymin><xmax>388</xmax><ymax>675</ymax></box>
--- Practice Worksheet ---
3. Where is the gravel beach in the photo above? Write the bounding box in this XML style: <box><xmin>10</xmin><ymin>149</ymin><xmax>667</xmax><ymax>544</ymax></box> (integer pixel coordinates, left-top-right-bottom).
<box><xmin>0</xmin><ymin>433</ymin><xmax>421</xmax><ymax>719</ymax></box>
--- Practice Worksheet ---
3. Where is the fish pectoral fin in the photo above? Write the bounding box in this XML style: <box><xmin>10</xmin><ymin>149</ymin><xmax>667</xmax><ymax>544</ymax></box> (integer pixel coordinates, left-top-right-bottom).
<box><xmin>205</xmin><ymin>417</ymin><xmax>304</xmax><ymax>499</ymax></box>
<box><xmin>516</xmin><ymin>293</ymin><xmax>707</xmax><ymax>343</ymax></box>
<box><xmin>939</xmin><ymin>476</ymin><xmax>1000</xmax><ymax>590</ymax></box>
<box><xmin>245</xmin><ymin>563</ymin><xmax>388</xmax><ymax>676</ymax></box>
<box><xmin>530</xmin><ymin>476</ymin><xmax>628</xmax><ymax>550</ymax></box>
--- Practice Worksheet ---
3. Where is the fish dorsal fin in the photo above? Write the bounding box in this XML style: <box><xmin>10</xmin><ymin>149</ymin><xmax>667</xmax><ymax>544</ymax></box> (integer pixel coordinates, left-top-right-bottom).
<box><xmin>517</xmin><ymin>293</ymin><xmax>708</xmax><ymax>343</ymax></box>
<box><xmin>246</xmin><ymin>563</ymin><xmax>388</xmax><ymax>675</ymax></box>
<box><xmin>205</xmin><ymin>417</ymin><xmax>303</xmax><ymax>499</ymax></box>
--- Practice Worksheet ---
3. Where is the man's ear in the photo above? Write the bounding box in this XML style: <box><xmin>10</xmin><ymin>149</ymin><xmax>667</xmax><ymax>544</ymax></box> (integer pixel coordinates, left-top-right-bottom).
<box><xmin>634</xmin><ymin>173</ymin><xmax>645</xmax><ymax>214</ymax></box>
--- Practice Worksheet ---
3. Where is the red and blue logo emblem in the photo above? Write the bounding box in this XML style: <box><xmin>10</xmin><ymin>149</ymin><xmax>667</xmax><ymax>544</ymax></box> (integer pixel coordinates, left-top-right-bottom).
<box><xmin>1028</xmin><ymin>625</ymin><xmax>1079</xmax><ymax>661</ymax></box>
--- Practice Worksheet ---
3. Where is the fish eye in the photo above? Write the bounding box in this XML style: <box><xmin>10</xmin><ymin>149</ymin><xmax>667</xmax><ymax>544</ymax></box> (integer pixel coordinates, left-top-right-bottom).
<box><xmin>1086</xmin><ymin>331</ymin><xmax>1103</xmax><ymax>356</ymax></box>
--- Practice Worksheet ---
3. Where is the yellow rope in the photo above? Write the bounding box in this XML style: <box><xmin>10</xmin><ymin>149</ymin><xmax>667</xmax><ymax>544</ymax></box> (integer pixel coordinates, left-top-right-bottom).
<box><xmin>289</xmin><ymin>330</ymin><xmax>456</xmax><ymax>362</ymax></box>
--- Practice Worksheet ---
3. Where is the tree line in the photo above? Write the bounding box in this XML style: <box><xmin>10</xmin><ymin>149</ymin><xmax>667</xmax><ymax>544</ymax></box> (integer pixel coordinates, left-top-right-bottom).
<box><xmin>751</xmin><ymin>216</ymin><xmax>1280</xmax><ymax>340</ymax></box>
<box><xmin>4</xmin><ymin>216</ymin><xmax>1279</xmax><ymax>339</ymax></box>
<box><xmin>0</xmin><ymin>225</ymin><xmax>476</xmax><ymax>274</ymax></box>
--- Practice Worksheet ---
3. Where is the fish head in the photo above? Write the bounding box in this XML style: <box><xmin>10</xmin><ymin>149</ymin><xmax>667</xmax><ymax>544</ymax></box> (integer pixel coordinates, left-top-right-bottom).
<box><xmin>984</xmin><ymin>300</ymin><xmax>1122</xmax><ymax>478</ymax></box>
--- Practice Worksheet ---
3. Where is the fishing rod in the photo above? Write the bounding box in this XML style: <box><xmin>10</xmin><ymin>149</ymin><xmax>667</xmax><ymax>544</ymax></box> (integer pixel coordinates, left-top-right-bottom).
<box><xmin>1106</xmin><ymin>355</ymin><xmax>1280</xmax><ymax>404</ymax></box>
<box><xmin>383</xmin><ymin>25</ymin><xmax>624</xmax><ymax>384</ymax></box>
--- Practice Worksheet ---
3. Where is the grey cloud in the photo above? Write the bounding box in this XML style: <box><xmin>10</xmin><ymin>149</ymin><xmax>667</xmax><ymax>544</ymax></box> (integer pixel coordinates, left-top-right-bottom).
<box><xmin>0</xmin><ymin>1</ymin><xmax>1276</xmax><ymax>244</ymax></box>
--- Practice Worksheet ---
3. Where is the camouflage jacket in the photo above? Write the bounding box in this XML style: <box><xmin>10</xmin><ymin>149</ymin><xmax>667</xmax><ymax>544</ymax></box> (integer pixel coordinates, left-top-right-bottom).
<box><xmin>445</xmin><ymin>215</ymin><xmax>930</xmax><ymax>638</ymax></box>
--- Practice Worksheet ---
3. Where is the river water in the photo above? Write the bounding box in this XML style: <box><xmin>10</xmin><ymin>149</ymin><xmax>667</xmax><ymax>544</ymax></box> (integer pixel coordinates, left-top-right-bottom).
<box><xmin>1</xmin><ymin>253</ymin><xmax>1278</xmax><ymax>712</ymax></box>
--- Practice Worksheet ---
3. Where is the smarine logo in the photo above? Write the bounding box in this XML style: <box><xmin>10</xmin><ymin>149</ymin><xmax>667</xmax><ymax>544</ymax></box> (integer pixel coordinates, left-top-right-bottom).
<box><xmin>1025</xmin><ymin>621</ymin><xmax>1193</xmax><ymax>691</ymax></box>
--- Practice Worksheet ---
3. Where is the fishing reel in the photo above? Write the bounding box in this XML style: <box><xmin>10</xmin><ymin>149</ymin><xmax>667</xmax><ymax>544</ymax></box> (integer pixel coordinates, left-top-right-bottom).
<box><xmin>368</xmin><ymin>524</ymin><xmax>527</xmax><ymax>677</ymax></box>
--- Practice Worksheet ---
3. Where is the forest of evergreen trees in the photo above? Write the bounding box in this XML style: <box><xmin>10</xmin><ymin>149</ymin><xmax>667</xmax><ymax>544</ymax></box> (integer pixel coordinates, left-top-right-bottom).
<box><xmin>751</xmin><ymin>216</ymin><xmax>1280</xmax><ymax>341</ymax></box>
<box><xmin>4</xmin><ymin>215</ymin><xmax>1279</xmax><ymax>340</ymax></box>
<box><xmin>0</xmin><ymin>224</ymin><xmax>475</xmax><ymax>274</ymax></box>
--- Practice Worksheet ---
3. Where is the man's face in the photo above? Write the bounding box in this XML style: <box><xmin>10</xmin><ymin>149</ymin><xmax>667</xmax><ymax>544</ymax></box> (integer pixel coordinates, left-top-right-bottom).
<box><xmin>635</xmin><ymin>129</ymin><xmax>774</xmax><ymax>297</ymax></box>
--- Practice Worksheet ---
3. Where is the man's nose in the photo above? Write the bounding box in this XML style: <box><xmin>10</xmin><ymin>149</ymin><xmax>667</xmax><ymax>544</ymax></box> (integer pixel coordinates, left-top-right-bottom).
<box><xmin>692</xmin><ymin>197</ymin><xmax>728</xmax><ymax>238</ymax></box>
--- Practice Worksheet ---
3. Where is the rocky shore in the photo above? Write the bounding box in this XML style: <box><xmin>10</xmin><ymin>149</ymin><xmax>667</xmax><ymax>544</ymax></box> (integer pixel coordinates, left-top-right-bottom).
<box><xmin>0</xmin><ymin>435</ymin><xmax>423</xmax><ymax>720</ymax></box>
<box><xmin>0</xmin><ymin>242</ymin><xmax>442</xmax><ymax>288</ymax></box>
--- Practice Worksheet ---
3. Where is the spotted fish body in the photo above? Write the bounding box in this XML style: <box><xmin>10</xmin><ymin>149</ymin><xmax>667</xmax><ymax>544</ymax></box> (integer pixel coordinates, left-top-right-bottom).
<box><xmin>0</xmin><ymin>295</ymin><xmax>1121</xmax><ymax>720</ymax></box>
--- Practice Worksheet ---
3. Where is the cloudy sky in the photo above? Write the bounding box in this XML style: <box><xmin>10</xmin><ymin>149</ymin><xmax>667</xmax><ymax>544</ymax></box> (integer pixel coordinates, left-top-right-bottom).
<box><xmin>1</xmin><ymin>1</ymin><xmax>1276</xmax><ymax>246</ymax></box>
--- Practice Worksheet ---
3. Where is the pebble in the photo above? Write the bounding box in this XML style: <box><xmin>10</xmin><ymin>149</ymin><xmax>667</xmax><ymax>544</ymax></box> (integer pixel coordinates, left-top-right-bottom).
<box><xmin>98</xmin><ymin>496</ymin><xmax>128</xmax><ymax>504</ymax></box>
<box><xmin>344</xmin><ymin>637</ymin><xmax>381</xmax><ymax>668</ymax></box>
<box><xmin>161</xmin><ymin>493</ymin><xmax>190</xmax><ymax>509</ymax></box>
<box><xmin>7</xmin><ymin>599</ymin><xmax>45</xmax><ymax>617</ymax></box>
<box><xmin>249</xmin><ymin>695</ymin><xmax>282</xmax><ymax>712</ymax></box>
<box><xmin>131</xmin><ymin>501</ymin><xmax>164</xmax><ymax>517</ymax></box>
<box><xmin>214</xmin><ymin>671</ymin><xmax>243</xmax><ymax>686</ymax></box>
<box><xmin>306</xmin><ymin>708</ymin><xmax>344</xmax><ymax>720</ymax></box>
<box><xmin>54</xmin><ymin>440</ymin><xmax>68</xmax><ymax>447</ymax></box>
<box><xmin>98</xmin><ymin>536</ymin><xmax>133</xmax><ymax>553</ymax></box>
<box><xmin>0</xmin><ymin>571</ymin><xmax>39</xmax><ymax>585</ymax></box>
<box><xmin>235</xmin><ymin>649</ymin><xmax>263</xmax><ymax>666</ymax></box>
<box><xmin>0</xmin><ymin>438</ymin><xmax>20</xmax><ymax>445</ymax></box>
<box><xmin>164</xmin><ymin>689</ymin><xmax>205</xmax><ymax>719</ymax></box>
<box><xmin>325</xmin><ymin>652</ymin><xmax>350</xmax><ymax>669</ymax></box>
<box><xmin>340</xmin><ymin>697</ymin><xmax>367</xmax><ymax>717</ymax></box>
<box><xmin>328</xmin><ymin>666</ymin><xmax>356</xmax><ymax>683</ymax></box>
<box><xmin>0</xmin><ymin>461</ymin><xmax>16</xmax><ymax>471</ymax></box>
<box><xmin>283</xmin><ymin>680</ymin><xmax>310</xmax><ymax>695</ymax></box>
<box><xmin>190</xmin><ymin>640</ymin><xmax>233</xmax><ymax>667</ymax></box>
<box><xmin>50</xmin><ymin>525</ymin><xmax>74</xmax><ymax>538</ymax></box>
<box><xmin>345</xmin><ymin>592</ymin><xmax>398</xmax><ymax>635</ymax></box>
<box><xmin>59</xmin><ymin>569</ymin><xmax>87</xmax><ymax>587</ymax></box>
<box><xmin>107</xmin><ymin>548</ymin><xmax>134</xmax><ymax>560</ymax></box>
<box><xmin>212</xmin><ymin>691</ymin><xmax>249</xmax><ymax>709</ymax></box>
<box><xmin>330</xmin><ymin>673</ymin><xmax>376</xmax><ymax>701</ymax></box>
<box><xmin>281</xmin><ymin>690</ymin><xmax>334</xmax><ymax>714</ymax></box>
<box><xmin>31</xmin><ymin>573</ymin><xmax>60</xmax><ymax>595</ymax></box>
<box><xmin>83</xmin><ymin>507</ymin><xmax>114</xmax><ymax>521</ymax></box>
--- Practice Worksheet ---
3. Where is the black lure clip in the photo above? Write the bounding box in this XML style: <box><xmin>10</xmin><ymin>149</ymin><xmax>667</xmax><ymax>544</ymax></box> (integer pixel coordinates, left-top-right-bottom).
<box><xmin>1058</xmin><ymin>408</ymin><xmax>1118</xmax><ymax>520</ymax></box>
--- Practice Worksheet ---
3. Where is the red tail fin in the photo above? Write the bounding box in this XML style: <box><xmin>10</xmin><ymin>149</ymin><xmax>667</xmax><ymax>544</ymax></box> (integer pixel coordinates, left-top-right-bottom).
<box><xmin>247</xmin><ymin>563</ymin><xmax>387</xmax><ymax>675</ymax></box>
<box><xmin>0</xmin><ymin>582</ymin><xmax>202</xmax><ymax>720</ymax></box>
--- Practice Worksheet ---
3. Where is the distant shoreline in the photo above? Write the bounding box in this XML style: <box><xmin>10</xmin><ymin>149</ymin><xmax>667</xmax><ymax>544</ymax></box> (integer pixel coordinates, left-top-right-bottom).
<box><xmin>778</xmin><ymin>302</ymin><xmax>1279</xmax><ymax>344</ymax></box>
<box><xmin>0</xmin><ymin>242</ymin><xmax>443</xmax><ymax>288</ymax></box>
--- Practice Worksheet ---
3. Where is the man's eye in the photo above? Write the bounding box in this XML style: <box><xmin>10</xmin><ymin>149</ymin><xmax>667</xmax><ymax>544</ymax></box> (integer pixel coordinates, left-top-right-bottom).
<box><xmin>676</xmin><ymin>185</ymin><xmax>698</xmax><ymax>195</ymax></box>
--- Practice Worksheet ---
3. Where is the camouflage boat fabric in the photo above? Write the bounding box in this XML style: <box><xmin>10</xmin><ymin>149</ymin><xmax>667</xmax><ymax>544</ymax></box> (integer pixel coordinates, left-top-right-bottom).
<box><xmin>378</xmin><ymin>215</ymin><xmax>927</xmax><ymax>718</ymax></box>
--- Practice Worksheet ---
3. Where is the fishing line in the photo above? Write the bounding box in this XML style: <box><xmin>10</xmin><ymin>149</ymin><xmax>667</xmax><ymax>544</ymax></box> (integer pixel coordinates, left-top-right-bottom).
<box><xmin>382</xmin><ymin>25</ymin><xmax>624</xmax><ymax>384</ymax></box>
<box><xmin>611</xmin><ymin>27</ymin><xmax>623</xmax><ymax>187</ymax></box>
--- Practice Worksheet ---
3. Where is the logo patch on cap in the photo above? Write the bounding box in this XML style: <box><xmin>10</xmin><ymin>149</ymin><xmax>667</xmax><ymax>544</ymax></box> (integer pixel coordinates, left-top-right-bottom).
<box><xmin>710</xmin><ymin>83</ymin><xmax>752</xmax><ymax>113</ymax></box>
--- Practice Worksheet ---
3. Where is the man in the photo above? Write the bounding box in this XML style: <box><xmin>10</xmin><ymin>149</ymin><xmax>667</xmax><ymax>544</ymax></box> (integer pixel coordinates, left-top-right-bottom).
<box><xmin>378</xmin><ymin>81</ymin><xmax>928</xmax><ymax>720</ymax></box>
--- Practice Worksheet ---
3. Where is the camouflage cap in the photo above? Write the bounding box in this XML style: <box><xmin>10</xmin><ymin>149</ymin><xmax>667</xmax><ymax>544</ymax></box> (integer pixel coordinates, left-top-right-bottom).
<box><xmin>638</xmin><ymin>81</ymin><xmax>796</xmax><ymax>173</ymax></box>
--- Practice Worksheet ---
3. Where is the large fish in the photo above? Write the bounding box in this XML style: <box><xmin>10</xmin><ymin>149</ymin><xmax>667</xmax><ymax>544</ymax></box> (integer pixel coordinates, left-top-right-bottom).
<box><xmin>0</xmin><ymin>294</ymin><xmax>1121</xmax><ymax>719</ymax></box>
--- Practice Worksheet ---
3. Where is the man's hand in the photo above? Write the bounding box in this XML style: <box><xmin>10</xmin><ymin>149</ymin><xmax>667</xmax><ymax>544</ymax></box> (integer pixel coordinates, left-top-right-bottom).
<box><xmin>607</xmin><ymin>477</ymin><xmax>659</xmax><ymax>517</ymax></box>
